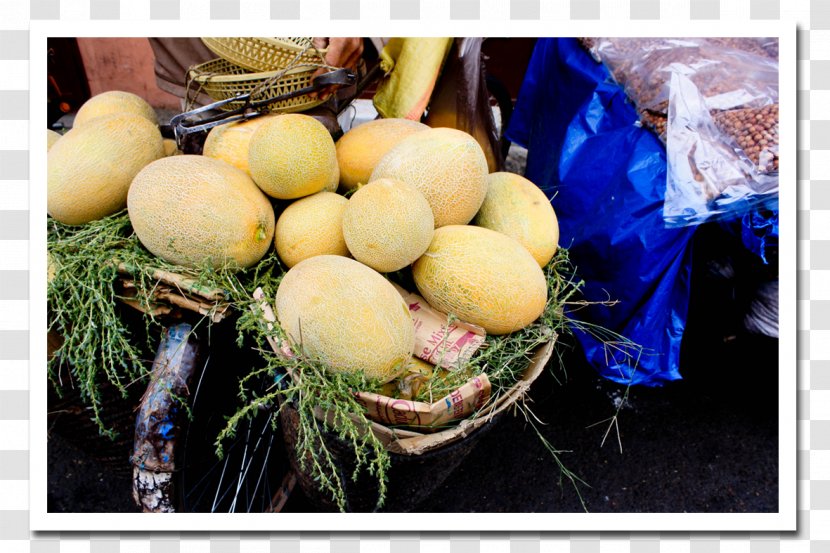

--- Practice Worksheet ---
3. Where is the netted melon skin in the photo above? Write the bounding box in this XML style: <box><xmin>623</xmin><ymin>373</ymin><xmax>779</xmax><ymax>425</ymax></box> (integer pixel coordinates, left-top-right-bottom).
<box><xmin>73</xmin><ymin>90</ymin><xmax>158</xmax><ymax>128</ymax></box>
<box><xmin>275</xmin><ymin>192</ymin><xmax>349</xmax><ymax>268</ymax></box>
<box><xmin>473</xmin><ymin>172</ymin><xmax>560</xmax><ymax>268</ymax></box>
<box><xmin>369</xmin><ymin>127</ymin><xmax>489</xmax><ymax>228</ymax></box>
<box><xmin>47</xmin><ymin>129</ymin><xmax>62</xmax><ymax>151</ymax></box>
<box><xmin>127</xmin><ymin>155</ymin><xmax>275</xmax><ymax>269</ymax></box>
<box><xmin>203</xmin><ymin>115</ymin><xmax>276</xmax><ymax>175</ymax></box>
<box><xmin>248</xmin><ymin>114</ymin><xmax>339</xmax><ymax>199</ymax></box>
<box><xmin>48</xmin><ymin>113</ymin><xmax>164</xmax><ymax>225</ymax></box>
<box><xmin>335</xmin><ymin>118</ymin><xmax>429</xmax><ymax>191</ymax></box>
<box><xmin>412</xmin><ymin>225</ymin><xmax>548</xmax><ymax>335</ymax></box>
<box><xmin>342</xmin><ymin>178</ymin><xmax>434</xmax><ymax>273</ymax></box>
<box><xmin>276</xmin><ymin>255</ymin><xmax>415</xmax><ymax>383</ymax></box>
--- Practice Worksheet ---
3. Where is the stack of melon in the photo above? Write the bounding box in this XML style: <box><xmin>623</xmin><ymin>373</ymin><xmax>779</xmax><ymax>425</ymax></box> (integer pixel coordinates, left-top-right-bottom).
<box><xmin>47</xmin><ymin>89</ymin><xmax>560</xmax><ymax>387</ymax></box>
<box><xmin>262</xmin><ymin>117</ymin><xmax>560</xmax><ymax>385</ymax></box>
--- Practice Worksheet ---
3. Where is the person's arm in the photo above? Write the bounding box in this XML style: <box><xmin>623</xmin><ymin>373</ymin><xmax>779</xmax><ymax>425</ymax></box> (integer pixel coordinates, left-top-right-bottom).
<box><xmin>310</xmin><ymin>37</ymin><xmax>365</xmax><ymax>98</ymax></box>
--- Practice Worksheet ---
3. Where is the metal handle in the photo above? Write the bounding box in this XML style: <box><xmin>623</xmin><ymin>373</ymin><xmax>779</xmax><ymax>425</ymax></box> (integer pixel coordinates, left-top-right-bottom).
<box><xmin>169</xmin><ymin>68</ymin><xmax>356</xmax><ymax>146</ymax></box>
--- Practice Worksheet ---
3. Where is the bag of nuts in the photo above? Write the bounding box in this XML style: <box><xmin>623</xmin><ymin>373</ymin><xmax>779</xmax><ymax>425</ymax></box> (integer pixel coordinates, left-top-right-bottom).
<box><xmin>664</xmin><ymin>72</ymin><xmax>778</xmax><ymax>227</ymax></box>
<box><xmin>592</xmin><ymin>37</ymin><xmax>778</xmax><ymax>117</ymax></box>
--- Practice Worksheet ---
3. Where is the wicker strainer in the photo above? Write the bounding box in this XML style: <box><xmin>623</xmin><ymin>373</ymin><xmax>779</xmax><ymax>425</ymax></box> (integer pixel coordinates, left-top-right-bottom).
<box><xmin>200</xmin><ymin>37</ymin><xmax>327</xmax><ymax>73</ymax></box>
<box><xmin>186</xmin><ymin>58</ymin><xmax>328</xmax><ymax>113</ymax></box>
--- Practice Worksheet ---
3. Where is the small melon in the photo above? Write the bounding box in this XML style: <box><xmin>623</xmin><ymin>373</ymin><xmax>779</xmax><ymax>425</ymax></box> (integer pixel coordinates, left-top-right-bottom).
<box><xmin>202</xmin><ymin>115</ymin><xmax>276</xmax><ymax>175</ymax></box>
<box><xmin>342</xmin><ymin>178</ymin><xmax>434</xmax><ymax>273</ymax></box>
<box><xmin>48</xmin><ymin>113</ymin><xmax>164</xmax><ymax>225</ymax></box>
<box><xmin>248</xmin><ymin>114</ymin><xmax>339</xmax><ymax>199</ymax></box>
<box><xmin>473</xmin><ymin>172</ymin><xmax>560</xmax><ymax>267</ymax></box>
<box><xmin>73</xmin><ymin>90</ymin><xmax>158</xmax><ymax>128</ymax></box>
<box><xmin>335</xmin><ymin>118</ymin><xmax>429</xmax><ymax>191</ymax></box>
<box><xmin>127</xmin><ymin>155</ymin><xmax>275</xmax><ymax>269</ymax></box>
<box><xmin>275</xmin><ymin>191</ymin><xmax>349</xmax><ymax>268</ymax></box>
<box><xmin>370</xmin><ymin>127</ymin><xmax>489</xmax><ymax>228</ymax></box>
<box><xmin>47</xmin><ymin>129</ymin><xmax>63</xmax><ymax>151</ymax></box>
<box><xmin>276</xmin><ymin>255</ymin><xmax>415</xmax><ymax>382</ymax></box>
<box><xmin>412</xmin><ymin>225</ymin><xmax>547</xmax><ymax>335</ymax></box>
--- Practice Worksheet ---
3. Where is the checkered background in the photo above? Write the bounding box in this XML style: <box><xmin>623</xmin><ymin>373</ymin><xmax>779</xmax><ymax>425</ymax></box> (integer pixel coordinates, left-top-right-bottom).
<box><xmin>0</xmin><ymin>0</ymin><xmax>820</xmax><ymax>551</ymax></box>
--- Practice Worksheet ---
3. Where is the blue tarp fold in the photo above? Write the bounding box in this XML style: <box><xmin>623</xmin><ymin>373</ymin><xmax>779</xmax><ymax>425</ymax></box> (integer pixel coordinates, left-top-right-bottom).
<box><xmin>507</xmin><ymin>38</ymin><xmax>695</xmax><ymax>386</ymax></box>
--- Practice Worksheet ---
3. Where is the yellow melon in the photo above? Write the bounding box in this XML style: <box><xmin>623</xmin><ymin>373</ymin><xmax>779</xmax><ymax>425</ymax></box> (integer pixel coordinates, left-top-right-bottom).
<box><xmin>127</xmin><ymin>155</ymin><xmax>275</xmax><ymax>269</ymax></box>
<box><xmin>73</xmin><ymin>90</ymin><xmax>158</xmax><ymax>128</ymax></box>
<box><xmin>248</xmin><ymin>114</ymin><xmax>339</xmax><ymax>199</ymax></box>
<box><xmin>47</xmin><ymin>129</ymin><xmax>62</xmax><ymax>151</ymax></box>
<box><xmin>369</xmin><ymin>127</ymin><xmax>489</xmax><ymax>228</ymax></box>
<box><xmin>335</xmin><ymin>118</ymin><xmax>429</xmax><ymax>191</ymax></box>
<box><xmin>473</xmin><ymin>172</ymin><xmax>560</xmax><ymax>267</ymax></box>
<box><xmin>275</xmin><ymin>191</ymin><xmax>349</xmax><ymax>268</ymax></box>
<box><xmin>412</xmin><ymin>225</ymin><xmax>547</xmax><ymax>335</ymax></box>
<box><xmin>202</xmin><ymin>115</ymin><xmax>276</xmax><ymax>175</ymax></box>
<box><xmin>276</xmin><ymin>255</ymin><xmax>415</xmax><ymax>382</ymax></box>
<box><xmin>342</xmin><ymin>178</ymin><xmax>434</xmax><ymax>273</ymax></box>
<box><xmin>162</xmin><ymin>138</ymin><xmax>181</xmax><ymax>157</ymax></box>
<box><xmin>48</xmin><ymin>113</ymin><xmax>164</xmax><ymax>225</ymax></box>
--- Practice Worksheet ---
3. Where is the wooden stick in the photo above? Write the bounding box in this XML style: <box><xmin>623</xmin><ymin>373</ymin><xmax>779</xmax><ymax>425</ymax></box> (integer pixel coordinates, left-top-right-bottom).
<box><xmin>117</xmin><ymin>262</ymin><xmax>228</xmax><ymax>301</ymax></box>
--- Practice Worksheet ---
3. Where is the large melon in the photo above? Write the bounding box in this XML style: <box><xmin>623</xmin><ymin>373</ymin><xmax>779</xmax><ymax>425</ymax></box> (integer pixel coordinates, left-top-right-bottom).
<box><xmin>202</xmin><ymin>115</ymin><xmax>276</xmax><ymax>175</ymax></box>
<box><xmin>275</xmin><ymin>191</ymin><xmax>349</xmax><ymax>268</ymax></box>
<box><xmin>342</xmin><ymin>178</ymin><xmax>434</xmax><ymax>273</ymax></box>
<box><xmin>47</xmin><ymin>129</ymin><xmax>62</xmax><ymax>151</ymax></box>
<box><xmin>412</xmin><ymin>225</ymin><xmax>547</xmax><ymax>335</ymax></box>
<box><xmin>48</xmin><ymin>113</ymin><xmax>164</xmax><ymax>225</ymax></box>
<box><xmin>248</xmin><ymin>114</ymin><xmax>339</xmax><ymax>199</ymax></box>
<box><xmin>276</xmin><ymin>255</ymin><xmax>415</xmax><ymax>382</ymax></box>
<box><xmin>369</xmin><ymin>127</ymin><xmax>489</xmax><ymax>228</ymax></box>
<box><xmin>335</xmin><ymin>118</ymin><xmax>428</xmax><ymax>191</ymax></box>
<box><xmin>73</xmin><ymin>90</ymin><xmax>158</xmax><ymax>128</ymax></box>
<box><xmin>127</xmin><ymin>155</ymin><xmax>275</xmax><ymax>269</ymax></box>
<box><xmin>473</xmin><ymin>172</ymin><xmax>560</xmax><ymax>267</ymax></box>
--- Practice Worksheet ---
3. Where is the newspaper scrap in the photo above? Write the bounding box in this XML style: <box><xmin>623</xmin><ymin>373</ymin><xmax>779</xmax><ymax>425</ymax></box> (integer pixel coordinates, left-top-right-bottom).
<box><xmin>354</xmin><ymin>372</ymin><xmax>491</xmax><ymax>431</ymax></box>
<box><xmin>392</xmin><ymin>284</ymin><xmax>486</xmax><ymax>370</ymax></box>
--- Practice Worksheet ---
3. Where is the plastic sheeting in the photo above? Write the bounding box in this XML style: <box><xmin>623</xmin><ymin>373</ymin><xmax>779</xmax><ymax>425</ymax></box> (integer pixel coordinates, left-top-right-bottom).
<box><xmin>506</xmin><ymin>38</ymin><xmax>695</xmax><ymax>386</ymax></box>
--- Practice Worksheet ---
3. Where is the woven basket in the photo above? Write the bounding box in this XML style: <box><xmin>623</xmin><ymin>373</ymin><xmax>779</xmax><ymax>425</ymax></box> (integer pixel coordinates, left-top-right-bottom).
<box><xmin>200</xmin><ymin>37</ymin><xmax>326</xmax><ymax>73</ymax></box>
<box><xmin>280</xmin><ymin>341</ymin><xmax>554</xmax><ymax>512</ymax></box>
<box><xmin>187</xmin><ymin>58</ymin><xmax>326</xmax><ymax>113</ymax></box>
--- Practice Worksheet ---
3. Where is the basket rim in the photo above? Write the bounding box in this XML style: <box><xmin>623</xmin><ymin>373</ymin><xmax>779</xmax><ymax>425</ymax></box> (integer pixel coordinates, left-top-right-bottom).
<box><xmin>188</xmin><ymin>58</ymin><xmax>321</xmax><ymax>85</ymax></box>
<box><xmin>201</xmin><ymin>37</ymin><xmax>328</xmax><ymax>54</ymax></box>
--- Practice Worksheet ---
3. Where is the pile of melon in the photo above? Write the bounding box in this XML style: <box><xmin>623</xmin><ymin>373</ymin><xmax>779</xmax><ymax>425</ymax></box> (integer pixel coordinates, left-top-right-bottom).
<box><xmin>47</xmin><ymin>89</ymin><xmax>560</xmax><ymax>387</ymax></box>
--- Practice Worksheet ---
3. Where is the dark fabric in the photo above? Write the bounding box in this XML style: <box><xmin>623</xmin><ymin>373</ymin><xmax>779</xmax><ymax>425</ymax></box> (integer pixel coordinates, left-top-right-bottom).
<box><xmin>148</xmin><ymin>38</ymin><xmax>216</xmax><ymax>106</ymax></box>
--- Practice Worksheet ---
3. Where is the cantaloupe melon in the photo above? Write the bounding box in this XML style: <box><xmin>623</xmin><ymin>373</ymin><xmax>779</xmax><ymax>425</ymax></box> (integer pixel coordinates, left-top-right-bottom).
<box><xmin>335</xmin><ymin>118</ymin><xmax>429</xmax><ymax>191</ymax></box>
<box><xmin>48</xmin><ymin>113</ymin><xmax>164</xmax><ymax>225</ymax></box>
<box><xmin>127</xmin><ymin>155</ymin><xmax>275</xmax><ymax>269</ymax></box>
<box><xmin>248</xmin><ymin>114</ymin><xmax>339</xmax><ymax>199</ymax></box>
<box><xmin>473</xmin><ymin>172</ymin><xmax>560</xmax><ymax>267</ymax></box>
<box><xmin>47</xmin><ymin>129</ymin><xmax>62</xmax><ymax>151</ymax></box>
<box><xmin>412</xmin><ymin>225</ymin><xmax>547</xmax><ymax>335</ymax></box>
<box><xmin>276</xmin><ymin>255</ymin><xmax>415</xmax><ymax>382</ymax></box>
<box><xmin>369</xmin><ymin>127</ymin><xmax>489</xmax><ymax>228</ymax></box>
<box><xmin>162</xmin><ymin>138</ymin><xmax>181</xmax><ymax>157</ymax></box>
<box><xmin>73</xmin><ymin>90</ymin><xmax>158</xmax><ymax>128</ymax></box>
<box><xmin>202</xmin><ymin>115</ymin><xmax>276</xmax><ymax>175</ymax></box>
<box><xmin>341</xmin><ymin>178</ymin><xmax>434</xmax><ymax>273</ymax></box>
<box><xmin>275</xmin><ymin>191</ymin><xmax>349</xmax><ymax>268</ymax></box>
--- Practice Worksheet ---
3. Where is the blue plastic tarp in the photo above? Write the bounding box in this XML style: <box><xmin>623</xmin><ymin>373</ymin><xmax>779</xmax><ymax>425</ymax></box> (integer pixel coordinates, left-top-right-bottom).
<box><xmin>506</xmin><ymin>38</ymin><xmax>696</xmax><ymax>386</ymax></box>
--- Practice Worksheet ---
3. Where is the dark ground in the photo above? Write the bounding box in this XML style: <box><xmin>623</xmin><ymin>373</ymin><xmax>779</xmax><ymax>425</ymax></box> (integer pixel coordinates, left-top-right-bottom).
<box><xmin>47</xmin><ymin>223</ymin><xmax>780</xmax><ymax>514</ymax></box>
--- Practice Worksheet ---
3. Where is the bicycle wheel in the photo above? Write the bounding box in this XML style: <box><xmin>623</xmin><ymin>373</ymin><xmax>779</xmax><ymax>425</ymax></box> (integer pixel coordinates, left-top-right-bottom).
<box><xmin>131</xmin><ymin>319</ymin><xmax>294</xmax><ymax>513</ymax></box>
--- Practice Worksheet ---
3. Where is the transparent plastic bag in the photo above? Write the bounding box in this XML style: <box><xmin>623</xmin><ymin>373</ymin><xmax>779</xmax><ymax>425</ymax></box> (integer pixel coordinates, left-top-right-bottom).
<box><xmin>592</xmin><ymin>37</ymin><xmax>779</xmax><ymax>116</ymax></box>
<box><xmin>664</xmin><ymin>73</ymin><xmax>778</xmax><ymax>226</ymax></box>
<box><xmin>584</xmin><ymin>38</ymin><xmax>779</xmax><ymax>226</ymax></box>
